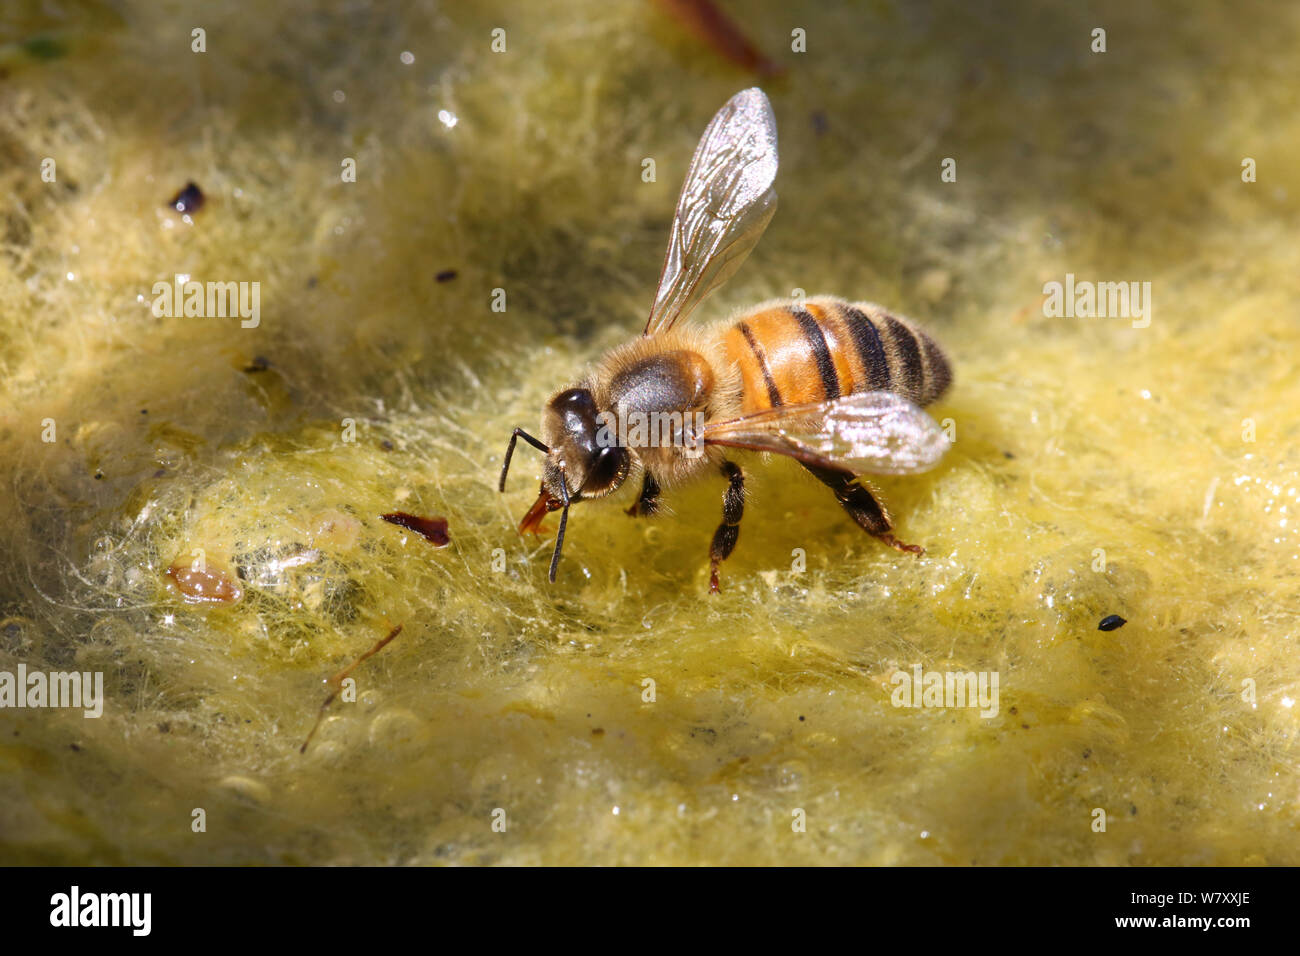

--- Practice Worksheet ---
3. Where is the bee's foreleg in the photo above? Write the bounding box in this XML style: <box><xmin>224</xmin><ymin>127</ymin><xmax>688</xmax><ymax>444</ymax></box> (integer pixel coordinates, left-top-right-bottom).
<box><xmin>801</xmin><ymin>463</ymin><xmax>924</xmax><ymax>556</ymax></box>
<box><xmin>708</xmin><ymin>461</ymin><xmax>745</xmax><ymax>593</ymax></box>
<box><xmin>625</xmin><ymin>472</ymin><xmax>662</xmax><ymax>517</ymax></box>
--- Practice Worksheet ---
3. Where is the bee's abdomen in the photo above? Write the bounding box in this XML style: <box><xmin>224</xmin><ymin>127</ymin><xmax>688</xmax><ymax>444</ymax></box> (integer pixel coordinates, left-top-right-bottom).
<box><xmin>722</xmin><ymin>297</ymin><xmax>951</xmax><ymax>414</ymax></box>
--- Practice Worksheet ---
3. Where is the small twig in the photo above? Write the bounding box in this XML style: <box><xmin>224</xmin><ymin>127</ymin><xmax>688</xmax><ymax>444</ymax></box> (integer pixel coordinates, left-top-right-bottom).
<box><xmin>299</xmin><ymin>623</ymin><xmax>403</xmax><ymax>754</ymax></box>
<box><xmin>651</xmin><ymin>0</ymin><xmax>785</xmax><ymax>77</ymax></box>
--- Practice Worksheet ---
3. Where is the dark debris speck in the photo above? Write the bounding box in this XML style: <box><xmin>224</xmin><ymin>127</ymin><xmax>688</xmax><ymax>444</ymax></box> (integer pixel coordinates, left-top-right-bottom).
<box><xmin>168</xmin><ymin>181</ymin><xmax>204</xmax><ymax>214</ymax></box>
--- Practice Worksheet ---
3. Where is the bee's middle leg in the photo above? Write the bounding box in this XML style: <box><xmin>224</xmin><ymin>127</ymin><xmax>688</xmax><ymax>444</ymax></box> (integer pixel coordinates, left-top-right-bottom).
<box><xmin>801</xmin><ymin>463</ymin><xmax>924</xmax><ymax>555</ymax></box>
<box><xmin>625</xmin><ymin>472</ymin><xmax>661</xmax><ymax>517</ymax></box>
<box><xmin>708</xmin><ymin>461</ymin><xmax>745</xmax><ymax>593</ymax></box>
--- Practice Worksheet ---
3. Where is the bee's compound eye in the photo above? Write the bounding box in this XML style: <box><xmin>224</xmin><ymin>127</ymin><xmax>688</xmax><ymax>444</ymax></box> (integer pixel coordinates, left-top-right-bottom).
<box><xmin>583</xmin><ymin>446</ymin><xmax>629</xmax><ymax>494</ymax></box>
<box><xmin>552</xmin><ymin>387</ymin><xmax>597</xmax><ymax>418</ymax></box>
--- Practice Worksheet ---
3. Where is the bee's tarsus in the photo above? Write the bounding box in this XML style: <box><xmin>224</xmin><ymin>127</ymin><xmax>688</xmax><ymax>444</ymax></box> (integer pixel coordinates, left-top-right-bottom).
<box><xmin>879</xmin><ymin>534</ymin><xmax>925</xmax><ymax>556</ymax></box>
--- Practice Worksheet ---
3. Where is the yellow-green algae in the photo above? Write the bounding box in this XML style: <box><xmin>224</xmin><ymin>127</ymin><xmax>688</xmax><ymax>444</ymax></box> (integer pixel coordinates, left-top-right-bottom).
<box><xmin>1</xmin><ymin>0</ymin><xmax>1298</xmax><ymax>865</ymax></box>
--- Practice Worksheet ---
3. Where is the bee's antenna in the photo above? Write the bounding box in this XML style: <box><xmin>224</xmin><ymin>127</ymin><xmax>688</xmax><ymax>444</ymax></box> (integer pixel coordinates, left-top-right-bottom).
<box><xmin>500</xmin><ymin>427</ymin><xmax>549</xmax><ymax>492</ymax></box>
<box><xmin>549</xmin><ymin>468</ymin><xmax>571</xmax><ymax>583</ymax></box>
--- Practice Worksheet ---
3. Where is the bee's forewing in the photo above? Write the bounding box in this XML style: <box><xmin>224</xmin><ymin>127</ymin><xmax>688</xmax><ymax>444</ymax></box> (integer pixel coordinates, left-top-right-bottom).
<box><xmin>644</xmin><ymin>87</ymin><xmax>778</xmax><ymax>337</ymax></box>
<box><xmin>701</xmin><ymin>391</ymin><xmax>951</xmax><ymax>476</ymax></box>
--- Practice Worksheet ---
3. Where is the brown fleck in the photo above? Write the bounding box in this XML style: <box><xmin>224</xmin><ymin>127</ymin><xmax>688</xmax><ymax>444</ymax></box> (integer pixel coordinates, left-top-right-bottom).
<box><xmin>165</xmin><ymin>560</ymin><xmax>244</xmax><ymax>605</ymax></box>
<box><xmin>381</xmin><ymin>512</ymin><xmax>450</xmax><ymax>547</ymax></box>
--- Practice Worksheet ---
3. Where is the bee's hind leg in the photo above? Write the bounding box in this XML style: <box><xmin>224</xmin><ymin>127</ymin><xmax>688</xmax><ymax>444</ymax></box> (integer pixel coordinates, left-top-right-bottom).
<box><xmin>801</xmin><ymin>463</ymin><xmax>924</xmax><ymax>555</ymax></box>
<box><xmin>625</xmin><ymin>472</ymin><xmax>661</xmax><ymax>517</ymax></box>
<box><xmin>708</xmin><ymin>461</ymin><xmax>745</xmax><ymax>593</ymax></box>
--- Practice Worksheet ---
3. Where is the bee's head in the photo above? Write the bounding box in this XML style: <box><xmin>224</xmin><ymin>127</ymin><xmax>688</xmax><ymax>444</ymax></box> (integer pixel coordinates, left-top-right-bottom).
<box><xmin>536</xmin><ymin>386</ymin><xmax>630</xmax><ymax>502</ymax></box>
<box><xmin>503</xmin><ymin>386</ymin><xmax>630</xmax><ymax>581</ymax></box>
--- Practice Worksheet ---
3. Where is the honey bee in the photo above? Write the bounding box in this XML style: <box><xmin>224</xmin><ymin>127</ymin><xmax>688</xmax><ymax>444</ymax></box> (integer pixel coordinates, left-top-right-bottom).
<box><xmin>500</xmin><ymin>88</ymin><xmax>953</xmax><ymax>591</ymax></box>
